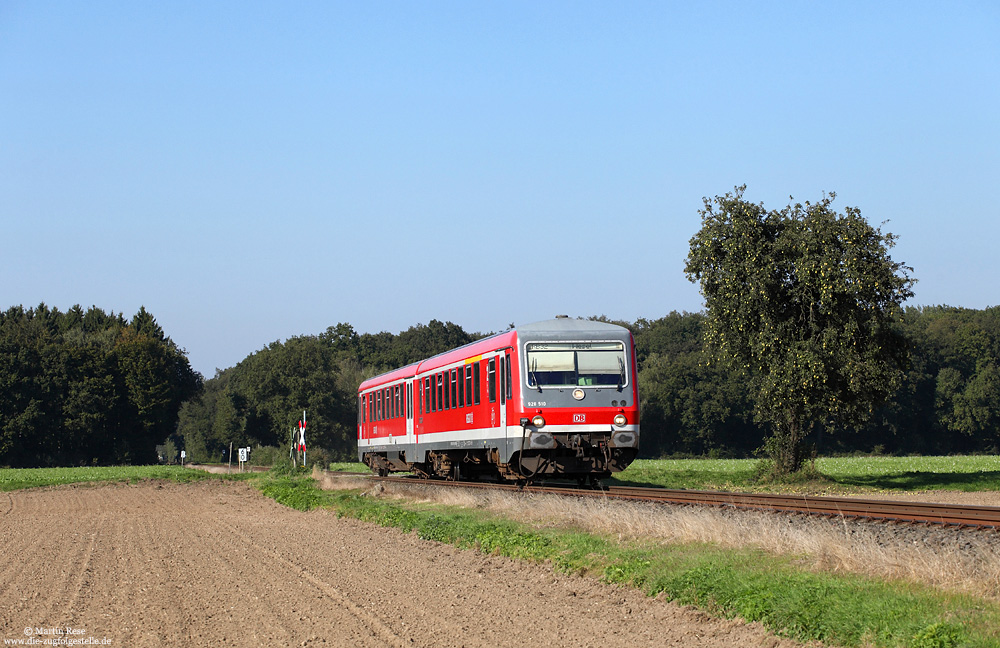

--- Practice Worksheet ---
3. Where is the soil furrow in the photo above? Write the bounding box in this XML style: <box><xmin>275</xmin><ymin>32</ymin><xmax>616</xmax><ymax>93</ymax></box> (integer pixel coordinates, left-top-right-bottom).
<box><xmin>0</xmin><ymin>480</ymin><xmax>805</xmax><ymax>648</ymax></box>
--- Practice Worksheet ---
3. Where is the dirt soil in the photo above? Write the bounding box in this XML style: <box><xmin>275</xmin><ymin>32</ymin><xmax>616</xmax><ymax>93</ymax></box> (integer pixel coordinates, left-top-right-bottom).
<box><xmin>0</xmin><ymin>480</ymin><xmax>807</xmax><ymax>647</ymax></box>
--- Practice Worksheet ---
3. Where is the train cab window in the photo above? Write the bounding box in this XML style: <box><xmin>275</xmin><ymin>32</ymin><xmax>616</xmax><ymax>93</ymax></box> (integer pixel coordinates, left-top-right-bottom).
<box><xmin>525</xmin><ymin>341</ymin><xmax>628</xmax><ymax>388</ymax></box>
<box><xmin>474</xmin><ymin>362</ymin><xmax>481</xmax><ymax>405</ymax></box>
<box><xmin>488</xmin><ymin>358</ymin><xmax>496</xmax><ymax>403</ymax></box>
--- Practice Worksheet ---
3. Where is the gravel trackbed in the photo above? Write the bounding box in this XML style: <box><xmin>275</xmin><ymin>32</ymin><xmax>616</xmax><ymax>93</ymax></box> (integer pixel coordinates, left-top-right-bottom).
<box><xmin>0</xmin><ymin>480</ymin><xmax>804</xmax><ymax>647</ymax></box>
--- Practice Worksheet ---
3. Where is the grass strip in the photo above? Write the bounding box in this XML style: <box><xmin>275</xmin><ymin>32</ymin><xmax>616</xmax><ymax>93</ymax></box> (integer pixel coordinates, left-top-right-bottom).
<box><xmin>610</xmin><ymin>456</ymin><xmax>1000</xmax><ymax>493</ymax></box>
<box><xmin>255</xmin><ymin>474</ymin><xmax>1000</xmax><ymax>648</ymax></box>
<box><xmin>0</xmin><ymin>464</ymin><xmax>241</xmax><ymax>491</ymax></box>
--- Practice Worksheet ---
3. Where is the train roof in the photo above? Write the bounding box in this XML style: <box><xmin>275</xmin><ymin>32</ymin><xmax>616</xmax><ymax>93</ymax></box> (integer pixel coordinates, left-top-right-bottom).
<box><xmin>514</xmin><ymin>317</ymin><xmax>631</xmax><ymax>339</ymax></box>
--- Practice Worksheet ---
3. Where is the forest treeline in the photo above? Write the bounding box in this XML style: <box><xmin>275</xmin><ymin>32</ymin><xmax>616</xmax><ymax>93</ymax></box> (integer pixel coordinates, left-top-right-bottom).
<box><xmin>2</xmin><ymin>304</ymin><xmax>998</xmax><ymax>467</ymax></box>
<box><xmin>0</xmin><ymin>304</ymin><xmax>200</xmax><ymax>467</ymax></box>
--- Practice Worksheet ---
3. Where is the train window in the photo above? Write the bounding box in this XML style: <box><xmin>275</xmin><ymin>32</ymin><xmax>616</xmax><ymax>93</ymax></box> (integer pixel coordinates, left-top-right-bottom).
<box><xmin>488</xmin><ymin>358</ymin><xmax>496</xmax><ymax>403</ymax></box>
<box><xmin>505</xmin><ymin>351</ymin><xmax>513</xmax><ymax>400</ymax></box>
<box><xmin>443</xmin><ymin>371</ymin><xmax>450</xmax><ymax>410</ymax></box>
<box><xmin>474</xmin><ymin>362</ymin><xmax>481</xmax><ymax>405</ymax></box>
<box><xmin>499</xmin><ymin>356</ymin><xmax>505</xmax><ymax>405</ymax></box>
<box><xmin>457</xmin><ymin>368</ymin><xmax>465</xmax><ymax>408</ymax></box>
<box><xmin>451</xmin><ymin>369</ymin><xmax>458</xmax><ymax>408</ymax></box>
<box><xmin>525</xmin><ymin>341</ymin><xmax>628</xmax><ymax>388</ymax></box>
<box><xmin>425</xmin><ymin>377</ymin><xmax>432</xmax><ymax>412</ymax></box>
<box><xmin>369</xmin><ymin>393</ymin><xmax>374</xmax><ymax>423</ymax></box>
<box><xmin>376</xmin><ymin>390</ymin><xmax>382</xmax><ymax>421</ymax></box>
<box><xmin>437</xmin><ymin>373</ymin><xmax>444</xmax><ymax>411</ymax></box>
<box><xmin>465</xmin><ymin>365</ymin><xmax>472</xmax><ymax>406</ymax></box>
<box><xmin>408</xmin><ymin>383</ymin><xmax>413</xmax><ymax>419</ymax></box>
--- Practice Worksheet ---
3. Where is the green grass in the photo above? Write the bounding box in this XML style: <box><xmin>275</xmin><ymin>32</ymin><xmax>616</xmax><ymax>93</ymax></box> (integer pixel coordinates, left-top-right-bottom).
<box><xmin>609</xmin><ymin>456</ymin><xmax>1000</xmax><ymax>493</ymax></box>
<box><xmin>0</xmin><ymin>464</ymin><xmax>245</xmax><ymax>491</ymax></box>
<box><xmin>257</xmin><ymin>474</ymin><xmax>1000</xmax><ymax>648</ymax></box>
<box><xmin>328</xmin><ymin>461</ymin><xmax>368</xmax><ymax>473</ymax></box>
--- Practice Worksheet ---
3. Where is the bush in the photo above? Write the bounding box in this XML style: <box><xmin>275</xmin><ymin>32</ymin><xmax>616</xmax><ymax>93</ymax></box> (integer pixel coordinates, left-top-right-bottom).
<box><xmin>248</xmin><ymin>445</ymin><xmax>284</xmax><ymax>467</ymax></box>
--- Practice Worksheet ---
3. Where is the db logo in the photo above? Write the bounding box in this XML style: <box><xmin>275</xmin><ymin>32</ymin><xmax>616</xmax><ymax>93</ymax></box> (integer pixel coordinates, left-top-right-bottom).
<box><xmin>573</xmin><ymin>414</ymin><xmax>586</xmax><ymax>423</ymax></box>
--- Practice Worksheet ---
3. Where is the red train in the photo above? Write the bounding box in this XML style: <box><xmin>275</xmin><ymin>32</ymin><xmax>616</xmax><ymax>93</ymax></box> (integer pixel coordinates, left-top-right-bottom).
<box><xmin>357</xmin><ymin>317</ymin><xmax>640</xmax><ymax>483</ymax></box>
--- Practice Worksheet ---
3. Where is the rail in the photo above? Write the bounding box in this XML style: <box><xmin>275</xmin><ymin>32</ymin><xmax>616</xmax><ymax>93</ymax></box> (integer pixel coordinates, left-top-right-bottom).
<box><xmin>351</xmin><ymin>473</ymin><xmax>1000</xmax><ymax>530</ymax></box>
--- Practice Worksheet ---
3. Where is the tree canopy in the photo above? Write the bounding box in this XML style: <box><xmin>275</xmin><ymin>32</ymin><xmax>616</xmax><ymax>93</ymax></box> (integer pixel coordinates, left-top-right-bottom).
<box><xmin>0</xmin><ymin>304</ymin><xmax>200</xmax><ymax>467</ymax></box>
<box><xmin>684</xmin><ymin>187</ymin><xmax>916</xmax><ymax>474</ymax></box>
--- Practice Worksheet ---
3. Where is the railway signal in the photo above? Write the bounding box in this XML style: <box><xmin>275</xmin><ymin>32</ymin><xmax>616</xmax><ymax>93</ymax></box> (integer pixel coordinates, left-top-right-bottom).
<box><xmin>298</xmin><ymin>411</ymin><xmax>307</xmax><ymax>466</ymax></box>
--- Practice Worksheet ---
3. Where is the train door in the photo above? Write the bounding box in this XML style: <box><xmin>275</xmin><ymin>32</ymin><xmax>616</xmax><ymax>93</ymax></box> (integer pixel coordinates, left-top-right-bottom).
<box><xmin>499</xmin><ymin>351</ymin><xmax>508</xmax><ymax>434</ymax></box>
<box><xmin>486</xmin><ymin>355</ymin><xmax>500</xmax><ymax>433</ymax></box>
<box><xmin>405</xmin><ymin>380</ymin><xmax>414</xmax><ymax>440</ymax></box>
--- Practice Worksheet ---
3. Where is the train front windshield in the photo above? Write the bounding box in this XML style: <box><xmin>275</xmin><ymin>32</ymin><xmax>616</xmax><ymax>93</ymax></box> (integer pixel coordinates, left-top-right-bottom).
<box><xmin>525</xmin><ymin>342</ymin><xmax>628</xmax><ymax>388</ymax></box>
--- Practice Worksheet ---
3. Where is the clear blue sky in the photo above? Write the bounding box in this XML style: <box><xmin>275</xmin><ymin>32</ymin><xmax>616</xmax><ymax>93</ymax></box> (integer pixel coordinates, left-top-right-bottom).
<box><xmin>2</xmin><ymin>1</ymin><xmax>998</xmax><ymax>377</ymax></box>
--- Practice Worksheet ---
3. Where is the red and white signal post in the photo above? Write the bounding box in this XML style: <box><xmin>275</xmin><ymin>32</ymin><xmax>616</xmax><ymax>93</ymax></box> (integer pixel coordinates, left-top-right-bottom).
<box><xmin>297</xmin><ymin>411</ymin><xmax>307</xmax><ymax>466</ymax></box>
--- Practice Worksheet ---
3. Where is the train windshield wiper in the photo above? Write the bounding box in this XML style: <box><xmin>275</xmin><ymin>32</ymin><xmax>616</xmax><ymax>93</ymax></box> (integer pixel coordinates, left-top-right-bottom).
<box><xmin>530</xmin><ymin>358</ymin><xmax>542</xmax><ymax>392</ymax></box>
<box><xmin>617</xmin><ymin>357</ymin><xmax>626</xmax><ymax>392</ymax></box>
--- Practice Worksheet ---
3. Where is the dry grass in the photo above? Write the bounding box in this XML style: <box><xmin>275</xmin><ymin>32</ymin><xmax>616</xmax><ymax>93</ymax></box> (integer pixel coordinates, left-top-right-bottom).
<box><xmin>364</xmin><ymin>480</ymin><xmax>1000</xmax><ymax>600</ymax></box>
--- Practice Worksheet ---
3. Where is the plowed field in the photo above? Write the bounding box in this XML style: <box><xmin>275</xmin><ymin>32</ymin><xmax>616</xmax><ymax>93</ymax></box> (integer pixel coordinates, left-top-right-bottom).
<box><xmin>0</xmin><ymin>481</ymin><xmax>802</xmax><ymax>647</ymax></box>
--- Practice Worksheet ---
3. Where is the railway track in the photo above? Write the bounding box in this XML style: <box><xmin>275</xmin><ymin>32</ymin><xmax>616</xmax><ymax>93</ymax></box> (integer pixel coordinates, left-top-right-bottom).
<box><xmin>353</xmin><ymin>473</ymin><xmax>1000</xmax><ymax>530</ymax></box>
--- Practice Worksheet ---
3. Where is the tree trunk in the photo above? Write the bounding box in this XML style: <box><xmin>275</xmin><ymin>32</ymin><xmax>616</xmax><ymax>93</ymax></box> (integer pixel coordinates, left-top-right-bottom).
<box><xmin>771</xmin><ymin>414</ymin><xmax>804</xmax><ymax>476</ymax></box>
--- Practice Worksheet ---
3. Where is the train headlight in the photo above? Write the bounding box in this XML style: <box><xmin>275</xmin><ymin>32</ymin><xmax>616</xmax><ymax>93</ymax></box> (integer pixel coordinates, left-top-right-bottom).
<box><xmin>614</xmin><ymin>414</ymin><xmax>627</xmax><ymax>427</ymax></box>
<box><xmin>531</xmin><ymin>414</ymin><xmax>546</xmax><ymax>428</ymax></box>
